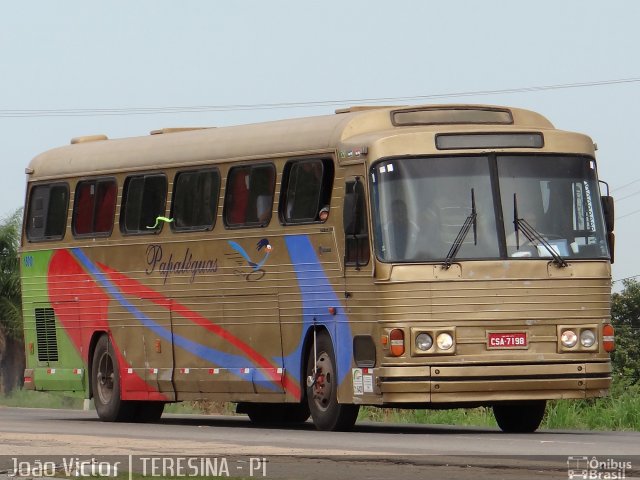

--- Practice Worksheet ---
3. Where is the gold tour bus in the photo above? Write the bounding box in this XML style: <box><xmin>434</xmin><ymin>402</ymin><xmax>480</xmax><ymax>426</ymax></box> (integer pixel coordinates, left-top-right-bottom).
<box><xmin>20</xmin><ymin>104</ymin><xmax>616</xmax><ymax>432</ymax></box>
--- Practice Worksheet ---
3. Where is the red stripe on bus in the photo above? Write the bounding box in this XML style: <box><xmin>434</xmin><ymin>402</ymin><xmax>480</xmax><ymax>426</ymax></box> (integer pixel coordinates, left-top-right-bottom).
<box><xmin>99</xmin><ymin>263</ymin><xmax>302</xmax><ymax>399</ymax></box>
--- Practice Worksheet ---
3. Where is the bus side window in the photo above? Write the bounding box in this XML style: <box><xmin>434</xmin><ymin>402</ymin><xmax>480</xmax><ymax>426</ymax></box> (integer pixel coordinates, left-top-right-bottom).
<box><xmin>26</xmin><ymin>183</ymin><xmax>69</xmax><ymax>242</ymax></box>
<box><xmin>171</xmin><ymin>168</ymin><xmax>220</xmax><ymax>231</ymax></box>
<box><xmin>224</xmin><ymin>164</ymin><xmax>275</xmax><ymax>228</ymax></box>
<box><xmin>72</xmin><ymin>178</ymin><xmax>117</xmax><ymax>237</ymax></box>
<box><xmin>280</xmin><ymin>158</ymin><xmax>334</xmax><ymax>224</ymax></box>
<box><xmin>120</xmin><ymin>174</ymin><xmax>168</xmax><ymax>234</ymax></box>
<box><xmin>344</xmin><ymin>178</ymin><xmax>370</xmax><ymax>267</ymax></box>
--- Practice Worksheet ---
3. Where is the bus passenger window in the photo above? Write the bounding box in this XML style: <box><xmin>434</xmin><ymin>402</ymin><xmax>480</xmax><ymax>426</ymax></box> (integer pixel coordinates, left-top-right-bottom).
<box><xmin>120</xmin><ymin>174</ymin><xmax>168</xmax><ymax>234</ymax></box>
<box><xmin>72</xmin><ymin>178</ymin><xmax>117</xmax><ymax>237</ymax></box>
<box><xmin>280</xmin><ymin>158</ymin><xmax>334</xmax><ymax>224</ymax></box>
<box><xmin>171</xmin><ymin>168</ymin><xmax>220</xmax><ymax>231</ymax></box>
<box><xmin>26</xmin><ymin>183</ymin><xmax>69</xmax><ymax>241</ymax></box>
<box><xmin>224</xmin><ymin>164</ymin><xmax>275</xmax><ymax>228</ymax></box>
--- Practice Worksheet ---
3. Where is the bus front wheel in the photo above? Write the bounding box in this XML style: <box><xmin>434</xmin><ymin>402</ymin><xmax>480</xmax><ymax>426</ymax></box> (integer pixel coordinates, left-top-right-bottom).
<box><xmin>92</xmin><ymin>335</ymin><xmax>133</xmax><ymax>422</ymax></box>
<box><xmin>493</xmin><ymin>400</ymin><xmax>546</xmax><ymax>433</ymax></box>
<box><xmin>306</xmin><ymin>332</ymin><xmax>359</xmax><ymax>431</ymax></box>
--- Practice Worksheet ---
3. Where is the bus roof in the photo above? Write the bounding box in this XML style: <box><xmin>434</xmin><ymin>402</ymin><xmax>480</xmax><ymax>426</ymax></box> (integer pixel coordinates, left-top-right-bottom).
<box><xmin>26</xmin><ymin>104</ymin><xmax>558</xmax><ymax>180</ymax></box>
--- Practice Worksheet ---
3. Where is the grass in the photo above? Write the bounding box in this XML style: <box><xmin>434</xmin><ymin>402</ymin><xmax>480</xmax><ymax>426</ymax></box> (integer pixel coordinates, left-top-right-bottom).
<box><xmin>2</xmin><ymin>382</ymin><xmax>639</xmax><ymax>431</ymax></box>
<box><xmin>0</xmin><ymin>389</ymin><xmax>85</xmax><ymax>409</ymax></box>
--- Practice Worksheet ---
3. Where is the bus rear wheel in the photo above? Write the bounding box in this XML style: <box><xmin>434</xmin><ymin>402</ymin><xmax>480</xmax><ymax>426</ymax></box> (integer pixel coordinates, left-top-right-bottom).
<box><xmin>493</xmin><ymin>400</ymin><xmax>546</xmax><ymax>433</ymax></box>
<box><xmin>306</xmin><ymin>332</ymin><xmax>359</xmax><ymax>431</ymax></box>
<box><xmin>92</xmin><ymin>335</ymin><xmax>133</xmax><ymax>422</ymax></box>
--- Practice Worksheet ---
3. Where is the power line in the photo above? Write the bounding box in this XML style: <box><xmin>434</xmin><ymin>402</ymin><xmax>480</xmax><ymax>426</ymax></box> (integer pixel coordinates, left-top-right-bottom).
<box><xmin>616</xmin><ymin>208</ymin><xmax>640</xmax><ymax>221</ymax></box>
<box><xmin>612</xmin><ymin>274</ymin><xmax>640</xmax><ymax>283</ymax></box>
<box><xmin>1</xmin><ymin>76</ymin><xmax>640</xmax><ymax>118</ymax></box>
<box><xmin>615</xmin><ymin>189</ymin><xmax>640</xmax><ymax>202</ymax></box>
<box><xmin>613</xmin><ymin>178</ymin><xmax>640</xmax><ymax>192</ymax></box>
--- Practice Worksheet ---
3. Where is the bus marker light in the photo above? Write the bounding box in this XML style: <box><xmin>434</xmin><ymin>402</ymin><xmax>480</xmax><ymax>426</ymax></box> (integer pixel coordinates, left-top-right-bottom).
<box><xmin>24</xmin><ymin>376</ymin><xmax>33</xmax><ymax>383</ymax></box>
<box><xmin>390</xmin><ymin>329</ymin><xmax>405</xmax><ymax>356</ymax></box>
<box><xmin>28</xmin><ymin>342</ymin><xmax>34</xmax><ymax>355</ymax></box>
<box><xmin>127</xmin><ymin>368</ymin><xmax>133</xmax><ymax>374</ymax></box>
<box><xmin>73</xmin><ymin>368</ymin><xmax>82</xmax><ymax>375</ymax></box>
<box><xmin>603</xmin><ymin>324</ymin><xmax>615</xmax><ymax>352</ymax></box>
<box><xmin>328</xmin><ymin>307</ymin><xmax>337</xmax><ymax>315</ymax></box>
<box><xmin>381</xmin><ymin>335</ymin><xmax>388</xmax><ymax>347</ymax></box>
<box><xmin>155</xmin><ymin>339</ymin><xmax>162</xmax><ymax>353</ymax></box>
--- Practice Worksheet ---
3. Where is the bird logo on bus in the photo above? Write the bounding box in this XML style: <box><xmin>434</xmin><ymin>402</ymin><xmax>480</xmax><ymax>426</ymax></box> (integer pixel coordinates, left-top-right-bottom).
<box><xmin>227</xmin><ymin>238</ymin><xmax>272</xmax><ymax>281</ymax></box>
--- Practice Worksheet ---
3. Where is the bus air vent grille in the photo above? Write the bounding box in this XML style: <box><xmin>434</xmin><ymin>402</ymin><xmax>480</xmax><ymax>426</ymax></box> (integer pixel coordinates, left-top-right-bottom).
<box><xmin>35</xmin><ymin>308</ymin><xmax>59</xmax><ymax>362</ymax></box>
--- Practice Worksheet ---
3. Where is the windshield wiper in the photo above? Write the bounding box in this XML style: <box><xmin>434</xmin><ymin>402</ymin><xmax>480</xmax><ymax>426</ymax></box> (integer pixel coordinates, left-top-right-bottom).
<box><xmin>513</xmin><ymin>193</ymin><xmax>568</xmax><ymax>267</ymax></box>
<box><xmin>443</xmin><ymin>189</ymin><xmax>477</xmax><ymax>269</ymax></box>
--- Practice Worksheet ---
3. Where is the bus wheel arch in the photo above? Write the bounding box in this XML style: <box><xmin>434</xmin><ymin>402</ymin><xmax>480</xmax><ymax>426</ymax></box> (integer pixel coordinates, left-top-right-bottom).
<box><xmin>91</xmin><ymin>333</ymin><xmax>133</xmax><ymax>422</ymax></box>
<box><xmin>87</xmin><ymin>330</ymin><xmax>109</xmax><ymax>400</ymax></box>
<box><xmin>305</xmin><ymin>329</ymin><xmax>359</xmax><ymax>431</ymax></box>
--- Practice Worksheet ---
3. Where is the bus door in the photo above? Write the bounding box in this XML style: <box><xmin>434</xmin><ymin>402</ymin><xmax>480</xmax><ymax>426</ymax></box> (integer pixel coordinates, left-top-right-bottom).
<box><xmin>343</xmin><ymin>175</ymin><xmax>373</xmax><ymax>287</ymax></box>
<box><xmin>342</xmin><ymin>175</ymin><xmax>375</xmax><ymax>371</ymax></box>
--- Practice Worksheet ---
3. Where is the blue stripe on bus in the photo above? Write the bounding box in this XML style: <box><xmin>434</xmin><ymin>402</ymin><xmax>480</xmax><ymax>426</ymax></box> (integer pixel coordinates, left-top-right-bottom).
<box><xmin>70</xmin><ymin>248</ymin><xmax>279</xmax><ymax>390</ymax></box>
<box><xmin>283</xmin><ymin>235</ymin><xmax>352</xmax><ymax>384</ymax></box>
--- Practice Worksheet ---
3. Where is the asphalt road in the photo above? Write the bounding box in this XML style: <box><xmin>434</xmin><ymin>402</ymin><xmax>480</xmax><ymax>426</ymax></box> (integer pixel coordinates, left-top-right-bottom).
<box><xmin>0</xmin><ymin>407</ymin><xmax>638</xmax><ymax>479</ymax></box>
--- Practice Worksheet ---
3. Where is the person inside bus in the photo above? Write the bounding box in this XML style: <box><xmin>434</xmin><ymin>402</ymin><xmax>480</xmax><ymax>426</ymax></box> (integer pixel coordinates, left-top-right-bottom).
<box><xmin>384</xmin><ymin>198</ymin><xmax>420</xmax><ymax>260</ymax></box>
<box><xmin>286</xmin><ymin>160</ymin><xmax>323</xmax><ymax>221</ymax></box>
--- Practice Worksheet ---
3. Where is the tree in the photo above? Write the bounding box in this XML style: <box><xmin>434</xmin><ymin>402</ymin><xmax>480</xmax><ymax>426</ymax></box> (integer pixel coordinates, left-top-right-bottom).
<box><xmin>610</xmin><ymin>279</ymin><xmax>640</xmax><ymax>385</ymax></box>
<box><xmin>0</xmin><ymin>208</ymin><xmax>24</xmax><ymax>394</ymax></box>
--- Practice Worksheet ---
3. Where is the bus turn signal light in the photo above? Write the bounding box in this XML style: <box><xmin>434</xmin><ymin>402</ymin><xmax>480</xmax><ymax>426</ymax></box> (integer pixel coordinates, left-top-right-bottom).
<box><xmin>389</xmin><ymin>328</ymin><xmax>405</xmax><ymax>357</ymax></box>
<box><xmin>602</xmin><ymin>324</ymin><xmax>615</xmax><ymax>352</ymax></box>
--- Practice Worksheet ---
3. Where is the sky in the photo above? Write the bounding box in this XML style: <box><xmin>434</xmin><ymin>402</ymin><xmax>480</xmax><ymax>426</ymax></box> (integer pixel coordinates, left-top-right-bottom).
<box><xmin>1</xmin><ymin>1</ymin><xmax>639</xmax><ymax>286</ymax></box>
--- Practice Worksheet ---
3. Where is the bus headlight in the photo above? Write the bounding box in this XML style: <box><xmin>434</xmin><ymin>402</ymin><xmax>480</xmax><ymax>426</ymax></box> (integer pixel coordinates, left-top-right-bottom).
<box><xmin>436</xmin><ymin>333</ymin><xmax>454</xmax><ymax>351</ymax></box>
<box><xmin>415</xmin><ymin>333</ymin><xmax>433</xmax><ymax>352</ymax></box>
<box><xmin>561</xmin><ymin>330</ymin><xmax>578</xmax><ymax>348</ymax></box>
<box><xmin>580</xmin><ymin>329</ymin><xmax>596</xmax><ymax>348</ymax></box>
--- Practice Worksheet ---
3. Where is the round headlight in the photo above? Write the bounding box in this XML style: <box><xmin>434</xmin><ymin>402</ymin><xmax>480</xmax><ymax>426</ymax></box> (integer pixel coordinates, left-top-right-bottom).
<box><xmin>436</xmin><ymin>333</ymin><xmax>454</xmax><ymax>350</ymax></box>
<box><xmin>580</xmin><ymin>329</ymin><xmax>596</xmax><ymax>348</ymax></box>
<box><xmin>415</xmin><ymin>333</ymin><xmax>433</xmax><ymax>351</ymax></box>
<box><xmin>561</xmin><ymin>330</ymin><xmax>578</xmax><ymax>348</ymax></box>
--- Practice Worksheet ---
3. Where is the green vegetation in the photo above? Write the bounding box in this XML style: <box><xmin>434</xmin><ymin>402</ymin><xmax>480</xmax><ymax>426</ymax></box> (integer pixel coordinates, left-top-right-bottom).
<box><xmin>0</xmin><ymin>209</ymin><xmax>25</xmax><ymax>394</ymax></box>
<box><xmin>0</xmin><ymin>389</ymin><xmax>84</xmax><ymax>409</ymax></box>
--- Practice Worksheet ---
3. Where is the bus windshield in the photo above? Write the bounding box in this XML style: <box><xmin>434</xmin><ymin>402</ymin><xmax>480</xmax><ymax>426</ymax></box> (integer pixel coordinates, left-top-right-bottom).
<box><xmin>370</xmin><ymin>155</ymin><xmax>609</xmax><ymax>262</ymax></box>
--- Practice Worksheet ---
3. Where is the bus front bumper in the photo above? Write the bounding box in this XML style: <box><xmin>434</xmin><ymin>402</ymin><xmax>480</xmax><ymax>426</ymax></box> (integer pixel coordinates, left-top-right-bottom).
<box><xmin>361</xmin><ymin>362</ymin><xmax>611</xmax><ymax>404</ymax></box>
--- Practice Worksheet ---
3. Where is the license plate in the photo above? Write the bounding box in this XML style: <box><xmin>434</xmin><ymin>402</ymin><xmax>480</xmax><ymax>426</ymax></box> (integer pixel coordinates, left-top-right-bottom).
<box><xmin>487</xmin><ymin>331</ymin><xmax>528</xmax><ymax>349</ymax></box>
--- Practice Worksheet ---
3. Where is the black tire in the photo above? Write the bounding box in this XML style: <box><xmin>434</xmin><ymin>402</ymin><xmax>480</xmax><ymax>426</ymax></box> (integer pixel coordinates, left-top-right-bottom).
<box><xmin>132</xmin><ymin>401</ymin><xmax>165</xmax><ymax>423</ymax></box>
<box><xmin>242</xmin><ymin>403</ymin><xmax>310</xmax><ymax>425</ymax></box>
<box><xmin>493</xmin><ymin>400</ymin><xmax>546</xmax><ymax>433</ymax></box>
<box><xmin>306</xmin><ymin>332</ymin><xmax>359</xmax><ymax>431</ymax></box>
<box><xmin>91</xmin><ymin>335</ymin><xmax>133</xmax><ymax>422</ymax></box>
